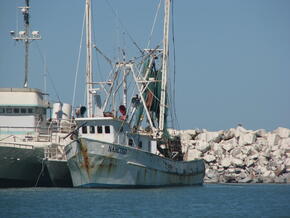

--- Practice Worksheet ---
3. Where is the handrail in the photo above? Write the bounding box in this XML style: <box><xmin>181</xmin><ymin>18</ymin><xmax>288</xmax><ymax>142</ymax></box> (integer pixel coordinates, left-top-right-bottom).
<box><xmin>1</xmin><ymin>141</ymin><xmax>34</xmax><ymax>149</ymax></box>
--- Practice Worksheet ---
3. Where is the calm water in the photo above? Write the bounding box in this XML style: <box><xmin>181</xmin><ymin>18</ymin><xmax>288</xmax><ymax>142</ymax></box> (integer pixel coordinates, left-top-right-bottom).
<box><xmin>0</xmin><ymin>184</ymin><xmax>289</xmax><ymax>218</ymax></box>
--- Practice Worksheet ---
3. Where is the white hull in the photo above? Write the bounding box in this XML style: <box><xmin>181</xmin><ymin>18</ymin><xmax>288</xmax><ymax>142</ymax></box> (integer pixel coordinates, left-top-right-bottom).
<box><xmin>65</xmin><ymin>138</ymin><xmax>205</xmax><ymax>188</ymax></box>
<box><xmin>45</xmin><ymin>159</ymin><xmax>73</xmax><ymax>187</ymax></box>
<box><xmin>0</xmin><ymin>143</ymin><xmax>52</xmax><ymax>187</ymax></box>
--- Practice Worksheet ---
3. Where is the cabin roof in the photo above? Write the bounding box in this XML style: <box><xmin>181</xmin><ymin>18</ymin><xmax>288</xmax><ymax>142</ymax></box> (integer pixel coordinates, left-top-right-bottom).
<box><xmin>0</xmin><ymin>88</ymin><xmax>44</xmax><ymax>94</ymax></box>
<box><xmin>0</xmin><ymin>88</ymin><xmax>47</xmax><ymax>107</ymax></box>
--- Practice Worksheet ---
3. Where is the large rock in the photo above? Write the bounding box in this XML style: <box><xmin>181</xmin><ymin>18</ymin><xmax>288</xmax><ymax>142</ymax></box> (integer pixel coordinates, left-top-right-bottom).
<box><xmin>254</xmin><ymin>129</ymin><xmax>267</xmax><ymax>138</ymax></box>
<box><xmin>211</xmin><ymin>143</ymin><xmax>224</xmax><ymax>156</ymax></box>
<box><xmin>186</xmin><ymin>149</ymin><xmax>202</xmax><ymax>160</ymax></box>
<box><xmin>205</xmin><ymin>169</ymin><xmax>219</xmax><ymax>183</ymax></box>
<box><xmin>231</xmin><ymin>158</ymin><xmax>244</xmax><ymax>167</ymax></box>
<box><xmin>195</xmin><ymin>140</ymin><xmax>210</xmax><ymax>153</ymax></box>
<box><xmin>267</xmin><ymin>133</ymin><xmax>281</xmax><ymax>146</ymax></box>
<box><xmin>221</xmin><ymin>157</ymin><xmax>232</xmax><ymax>168</ymax></box>
<box><xmin>274</xmin><ymin>127</ymin><xmax>290</xmax><ymax>138</ymax></box>
<box><xmin>239</xmin><ymin>132</ymin><xmax>256</xmax><ymax>146</ymax></box>
<box><xmin>180</xmin><ymin>133</ymin><xmax>193</xmax><ymax>142</ymax></box>
<box><xmin>223</xmin><ymin>128</ymin><xmax>235</xmax><ymax>140</ymax></box>
<box><xmin>222</xmin><ymin>138</ymin><xmax>237</xmax><ymax>152</ymax></box>
<box><xmin>207</xmin><ymin>131</ymin><xmax>223</xmax><ymax>143</ymax></box>
<box><xmin>280</xmin><ymin>138</ymin><xmax>290</xmax><ymax>150</ymax></box>
<box><xmin>204</xmin><ymin>154</ymin><xmax>216</xmax><ymax>163</ymax></box>
<box><xmin>230</xmin><ymin>147</ymin><xmax>242</xmax><ymax>158</ymax></box>
<box><xmin>245</xmin><ymin>158</ymin><xmax>255</xmax><ymax>167</ymax></box>
<box><xmin>286</xmin><ymin>158</ymin><xmax>290</xmax><ymax>173</ymax></box>
<box><xmin>234</xmin><ymin>126</ymin><xmax>248</xmax><ymax>138</ymax></box>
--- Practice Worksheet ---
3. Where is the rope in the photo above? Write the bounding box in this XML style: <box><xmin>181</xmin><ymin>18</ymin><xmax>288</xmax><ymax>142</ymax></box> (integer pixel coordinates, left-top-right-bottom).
<box><xmin>34</xmin><ymin>158</ymin><xmax>46</xmax><ymax>187</ymax></box>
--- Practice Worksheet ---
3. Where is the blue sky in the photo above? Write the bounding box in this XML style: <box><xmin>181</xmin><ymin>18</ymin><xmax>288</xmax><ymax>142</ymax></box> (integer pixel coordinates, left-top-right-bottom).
<box><xmin>1</xmin><ymin>0</ymin><xmax>290</xmax><ymax>131</ymax></box>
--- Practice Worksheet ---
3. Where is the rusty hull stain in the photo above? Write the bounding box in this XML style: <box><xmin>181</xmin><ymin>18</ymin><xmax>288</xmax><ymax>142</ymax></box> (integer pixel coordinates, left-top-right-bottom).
<box><xmin>80</xmin><ymin>139</ymin><xmax>90</xmax><ymax>176</ymax></box>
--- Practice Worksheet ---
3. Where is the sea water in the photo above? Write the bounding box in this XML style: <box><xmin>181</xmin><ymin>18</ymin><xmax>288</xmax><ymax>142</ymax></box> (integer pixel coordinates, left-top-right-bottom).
<box><xmin>0</xmin><ymin>184</ymin><xmax>289</xmax><ymax>217</ymax></box>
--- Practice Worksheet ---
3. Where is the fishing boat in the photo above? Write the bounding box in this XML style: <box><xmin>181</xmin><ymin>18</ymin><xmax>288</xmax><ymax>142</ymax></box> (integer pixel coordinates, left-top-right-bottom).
<box><xmin>43</xmin><ymin>102</ymin><xmax>73</xmax><ymax>187</ymax></box>
<box><xmin>65</xmin><ymin>0</ymin><xmax>205</xmax><ymax>188</ymax></box>
<box><xmin>0</xmin><ymin>0</ymin><xmax>73</xmax><ymax>187</ymax></box>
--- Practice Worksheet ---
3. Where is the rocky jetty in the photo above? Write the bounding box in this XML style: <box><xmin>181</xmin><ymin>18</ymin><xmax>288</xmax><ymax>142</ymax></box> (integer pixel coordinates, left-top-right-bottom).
<box><xmin>169</xmin><ymin>126</ymin><xmax>290</xmax><ymax>183</ymax></box>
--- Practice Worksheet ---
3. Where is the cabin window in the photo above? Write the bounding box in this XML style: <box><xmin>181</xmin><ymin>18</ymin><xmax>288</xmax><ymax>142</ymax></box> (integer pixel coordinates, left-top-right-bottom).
<box><xmin>82</xmin><ymin>126</ymin><xmax>88</xmax><ymax>134</ymax></box>
<box><xmin>0</xmin><ymin>108</ymin><xmax>5</xmax><ymax>113</ymax></box>
<box><xmin>138</xmin><ymin>141</ymin><xmax>143</xmax><ymax>149</ymax></box>
<box><xmin>14</xmin><ymin>108</ymin><xmax>20</xmax><ymax>113</ymax></box>
<box><xmin>90</xmin><ymin>126</ymin><xmax>95</xmax><ymax>134</ymax></box>
<box><xmin>42</xmin><ymin>108</ymin><xmax>46</xmax><ymax>114</ymax></box>
<box><xmin>6</xmin><ymin>108</ymin><xmax>12</xmax><ymax>113</ymax></box>
<box><xmin>128</xmin><ymin>139</ymin><xmax>133</xmax><ymax>147</ymax></box>
<box><xmin>97</xmin><ymin>126</ymin><xmax>103</xmax><ymax>134</ymax></box>
<box><xmin>21</xmin><ymin>108</ymin><xmax>26</xmax><ymax>113</ymax></box>
<box><xmin>105</xmin><ymin>126</ymin><xmax>110</xmax><ymax>134</ymax></box>
<box><xmin>28</xmin><ymin>108</ymin><xmax>33</xmax><ymax>113</ymax></box>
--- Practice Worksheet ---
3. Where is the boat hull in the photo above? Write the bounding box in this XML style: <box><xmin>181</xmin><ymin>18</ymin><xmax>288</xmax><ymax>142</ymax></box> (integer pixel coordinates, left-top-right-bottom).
<box><xmin>65</xmin><ymin>138</ymin><xmax>205</xmax><ymax>188</ymax></box>
<box><xmin>45</xmin><ymin>159</ymin><xmax>73</xmax><ymax>187</ymax></box>
<box><xmin>0</xmin><ymin>144</ymin><xmax>52</xmax><ymax>187</ymax></box>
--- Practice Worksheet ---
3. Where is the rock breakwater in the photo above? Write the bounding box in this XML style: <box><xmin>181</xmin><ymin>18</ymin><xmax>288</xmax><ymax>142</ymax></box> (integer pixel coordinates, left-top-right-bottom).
<box><xmin>169</xmin><ymin>126</ymin><xmax>290</xmax><ymax>183</ymax></box>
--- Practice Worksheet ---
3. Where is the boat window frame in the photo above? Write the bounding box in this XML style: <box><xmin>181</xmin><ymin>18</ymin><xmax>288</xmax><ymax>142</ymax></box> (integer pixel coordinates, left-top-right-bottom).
<box><xmin>6</xmin><ymin>108</ymin><xmax>12</xmax><ymax>113</ymax></box>
<box><xmin>0</xmin><ymin>108</ymin><xmax>5</xmax><ymax>113</ymax></box>
<box><xmin>28</xmin><ymin>108</ymin><xmax>34</xmax><ymax>114</ymax></box>
<box><xmin>82</xmin><ymin>126</ymin><xmax>88</xmax><ymax>134</ymax></box>
<box><xmin>97</xmin><ymin>126</ymin><xmax>103</xmax><ymax>134</ymax></box>
<box><xmin>90</xmin><ymin>126</ymin><xmax>95</xmax><ymax>134</ymax></box>
<box><xmin>128</xmin><ymin>138</ymin><xmax>133</xmax><ymax>147</ymax></box>
<box><xmin>138</xmin><ymin>141</ymin><xmax>142</xmax><ymax>149</ymax></box>
<box><xmin>21</xmin><ymin>108</ymin><xmax>27</xmax><ymax>113</ymax></box>
<box><xmin>105</xmin><ymin>126</ymin><xmax>110</xmax><ymax>134</ymax></box>
<box><xmin>14</xmin><ymin>108</ymin><xmax>20</xmax><ymax>114</ymax></box>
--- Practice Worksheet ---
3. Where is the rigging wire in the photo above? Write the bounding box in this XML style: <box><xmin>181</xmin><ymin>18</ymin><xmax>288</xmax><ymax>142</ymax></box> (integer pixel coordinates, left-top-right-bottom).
<box><xmin>91</xmin><ymin>1</ymin><xmax>107</xmax><ymax>84</ymax></box>
<box><xmin>35</xmin><ymin>41</ymin><xmax>61</xmax><ymax>103</ymax></box>
<box><xmin>147</xmin><ymin>0</ymin><xmax>162</xmax><ymax>48</ymax></box>
<box><xmin>72</xmin><ymin>8</ymin><xmax>86</xmax><ymax>112</ymax></box>
<box><xmin>104</xmin><ymin>0</ymin><xmax>144</xmax><ymax>55</ymax></box>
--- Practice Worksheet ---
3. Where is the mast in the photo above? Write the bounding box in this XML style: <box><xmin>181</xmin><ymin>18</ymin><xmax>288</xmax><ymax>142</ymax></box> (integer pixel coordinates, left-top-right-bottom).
<box><xmin>85</xmin><ymin>0</ymin><xmax>93</xmax><ymax>117</ymax></box>
<box><xmin>159</xmin><ymin>0</ymin><xmax>170</xmax><ymax>135</ymax></box>
<box><xmin>11</xmin><ymin>0</ymin><xmax>41</xmax><ymax>88</ymax></box>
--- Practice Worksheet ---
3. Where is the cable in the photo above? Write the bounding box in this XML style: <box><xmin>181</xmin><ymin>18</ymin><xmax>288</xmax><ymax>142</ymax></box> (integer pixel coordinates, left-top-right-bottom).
<box><xmin>72</xmin><ymin>8</ymin><xmax>86</xmax><ymax>112</ymax></box>
<box><xmin>104</xmin><ymin>0</ymin><xmax>144</xmax><ymax>55</ymax></box>
<box><xmin>147</xmin><ymin>0</ymin><xmax>162</xmax><ymax>48</ymax></box>
<box><xmin>35</xmin><ymin>42</ymin><xmax>61</xmax><ymax>103</ymax></box>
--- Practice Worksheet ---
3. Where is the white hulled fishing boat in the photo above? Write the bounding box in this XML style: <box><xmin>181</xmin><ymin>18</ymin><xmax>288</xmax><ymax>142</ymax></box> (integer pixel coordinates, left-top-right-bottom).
<box><xmin>65</xmin><ymin>0</ymin><xmax>205</xmax><ymax>188</ymax></box>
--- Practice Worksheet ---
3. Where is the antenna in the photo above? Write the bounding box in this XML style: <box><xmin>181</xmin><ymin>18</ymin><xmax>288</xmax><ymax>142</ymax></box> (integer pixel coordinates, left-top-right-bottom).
<box><xmin>10</xmin><ymin>0</ymin><xmax>41</xmax><ymax>88</ymax></box>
